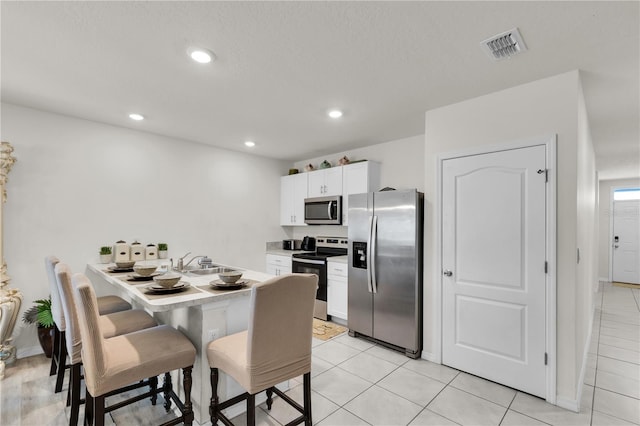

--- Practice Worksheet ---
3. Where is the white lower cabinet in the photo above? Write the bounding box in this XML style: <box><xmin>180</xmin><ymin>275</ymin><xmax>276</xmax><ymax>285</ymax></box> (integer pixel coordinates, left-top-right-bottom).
<box><xmin>327</xmin><ymin>261</ymin><xmax>348</xmax><ymax>320</ymax></box>
<box><xmin>266</xmin><ymin>254</ymin><xmax>292</xmax><ymax>276</ymax></box>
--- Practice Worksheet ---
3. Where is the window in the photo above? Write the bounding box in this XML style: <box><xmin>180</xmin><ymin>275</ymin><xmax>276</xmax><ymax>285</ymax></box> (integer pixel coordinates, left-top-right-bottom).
<box><xmin>614</xmin><ymin>188</ymin><xmax>640</xmax><ymax>201</ymax></box>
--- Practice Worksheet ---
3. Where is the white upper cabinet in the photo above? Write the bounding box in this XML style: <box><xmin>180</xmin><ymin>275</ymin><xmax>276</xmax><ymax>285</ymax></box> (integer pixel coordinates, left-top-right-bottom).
<box><xmin>341</xmin><ymin>161</ymin><xmax>380</xmax><ymax>225</ymax></box>
<box><xmin>307</xmin><ymin>167</ymin><xmax>343</xmax><ymax>198</ymax></box>
<box><xmin>280</xmin><ymin>173</ymin><xmax>308</xmax><ymax>226</ymax></box>
<box><xmin>280</xmin><ymin>161</ymin><xmax>379</xmax><ymax>226</ymax></box>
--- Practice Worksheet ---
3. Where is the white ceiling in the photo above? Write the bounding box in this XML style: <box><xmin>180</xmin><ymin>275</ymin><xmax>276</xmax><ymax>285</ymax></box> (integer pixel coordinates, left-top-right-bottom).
<box><xmin>1</xmin><ymin>1</ymin><xmax>638</xmax><ymax>179</ymax></box>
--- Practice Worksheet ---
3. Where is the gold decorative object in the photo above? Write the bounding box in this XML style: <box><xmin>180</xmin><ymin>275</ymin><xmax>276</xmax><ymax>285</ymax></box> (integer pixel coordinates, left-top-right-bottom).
<box><xmin>0</xmin><ymin>141</ymin><xmax>22</xmax><ymax>378</ymax></box>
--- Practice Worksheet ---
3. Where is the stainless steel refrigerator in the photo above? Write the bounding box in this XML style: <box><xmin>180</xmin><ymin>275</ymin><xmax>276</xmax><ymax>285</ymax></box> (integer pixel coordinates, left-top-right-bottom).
<box><xmin>348</xmin><ymin>189</ymin><xmax>423</xmax><ymax>358</ymax></box>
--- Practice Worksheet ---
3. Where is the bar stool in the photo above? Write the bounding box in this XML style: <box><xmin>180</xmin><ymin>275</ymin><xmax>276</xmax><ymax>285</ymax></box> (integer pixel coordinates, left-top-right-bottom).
<box><xmin>207</xmin><ymin>273</ymin><xmax>318</xmax><ymax>426</ymax></box>
<box><xmin>72</xmin><ymin>273</ymin><xmax>196</xmax><ymax>426</ymax></box>
<box><xmin>45</xmin><ymin>255</ymin><xmax>131</xmax><ymax>393</ymax></box>
<box><xmin>55</xmin><ymin>263</ymin><xmax>158</xmax><ymax>426</ymax></box>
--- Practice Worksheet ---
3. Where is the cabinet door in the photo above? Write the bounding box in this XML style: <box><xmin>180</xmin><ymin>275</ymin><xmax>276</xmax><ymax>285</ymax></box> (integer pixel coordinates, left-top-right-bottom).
<box><xmin>280</xmin><ymin>176</ymin><xmax>295</xmax><ymax>225</ymax></box>
<box><xmin>341</xmin><ymin>162</ymin><xmax>379</xmax><ymax>225</ymax></box>
<box><xmin>323</xmin><ymin>167</ymin><xmax>343</xmax><ymax>196</ymax></box>
<box><xmin>266</xmin><ymin>263</ymin><xmax>278</xmax><ymax>276</ymax></box>
<box><xmin>327</xmin><ymin>277</ymin><xmax>348</xmax><ymax>320</ymax></box>
<box><xmin>281</xmin><ymin>174</ymin><xmax>308</xmax><ymax>226</ymax></box>
<box><xmin>266</xmin><ymin>254</ymin><xmax>292</xmax><ymax>275</ymax></box>
<box><xmin>307</xmin><ymin>170</ymin><xmax>325</xmax><ymax>198</ymax></box>
<box><xmin>292</xmin><ymin>173</ymin><xmax>308</xmax><ymax>225</ymax></box>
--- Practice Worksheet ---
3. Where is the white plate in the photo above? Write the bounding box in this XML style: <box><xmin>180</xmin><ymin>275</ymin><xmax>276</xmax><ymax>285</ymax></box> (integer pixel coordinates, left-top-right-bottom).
<box><xmin>128</xmin><ymin>272</ymin><xmax>162</xmax><ymax>281</ymax></box>
<box><xmin>145</xmin><ymin>281</ymin><xmax>190</xmax><ymax>293</ymax></box>
<box><xmin>210</xmin><ymin>279</ymin><xmax>249</xmax><ymax>287</ymax></box>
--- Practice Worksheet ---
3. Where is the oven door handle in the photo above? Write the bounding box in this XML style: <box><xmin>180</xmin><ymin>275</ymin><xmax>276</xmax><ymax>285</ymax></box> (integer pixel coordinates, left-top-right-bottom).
<box><xmin>292</xmin><ymin>258</ymin><xmax>325</xmax><ymax>265</ymax></box>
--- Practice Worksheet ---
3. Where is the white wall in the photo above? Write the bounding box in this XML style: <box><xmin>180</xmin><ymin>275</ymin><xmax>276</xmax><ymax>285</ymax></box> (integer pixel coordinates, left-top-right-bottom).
<box><xmin>1</xmin><ymin>103</ymin><xmax>290</xmax><ymax>354</ymax></box>
<box><xmin>575</xmin><ymin>76</ymin><xmax>598</xmax><ymax>405</ymax></box>
<box><xmin>598</xmin><ymin>178</ymin><xmax>640</xmax><ymax>280</ymax></box>
<box><xmin>424</xmin><ymin>71</ymin><xmax>598</xmax><ymax>408</ymax></box>
<box><xmin>288</xmin><ymin>134</ymin><xmax>424</xmax><ymax>240</ymax></box>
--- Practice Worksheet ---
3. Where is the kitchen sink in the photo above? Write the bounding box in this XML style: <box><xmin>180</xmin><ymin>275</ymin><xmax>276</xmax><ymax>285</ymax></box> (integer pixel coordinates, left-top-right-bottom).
<box><xmin>184</xmin><ymin>266</ymin><xmax>238</xmax><ymax>275</ymax></box>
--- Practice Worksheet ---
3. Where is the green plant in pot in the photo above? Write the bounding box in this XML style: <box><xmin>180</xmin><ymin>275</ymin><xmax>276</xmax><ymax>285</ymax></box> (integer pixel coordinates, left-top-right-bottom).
<box><xmin>157</xmin><ymin>243</ymin><xmax>168</xmax><ymax>259</ymax></box>
<box><xmin>99</xmin><ymin>245</ymin><xmax>112</xmax><ymax>263</ymax></box>
<box><xmin>22</xmin><ymin>297</ymin><xmax>55</xmax><ymax>358</ymax></box>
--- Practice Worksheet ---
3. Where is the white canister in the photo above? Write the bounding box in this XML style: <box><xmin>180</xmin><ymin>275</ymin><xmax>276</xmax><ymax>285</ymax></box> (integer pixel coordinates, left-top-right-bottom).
<box><xmin>145</xmin><ymin>244</ymin><xmax>158</xmax><ymax>260</ymax></box>
<box><xmin>130</xmin><ymin>241</ymin><xmax>145</xmax><ymax>261</ymax></box>
<box><xmin>114</xmin><ymin>241</ymin><xmax>130</xmax><ymax>262</ymax></box>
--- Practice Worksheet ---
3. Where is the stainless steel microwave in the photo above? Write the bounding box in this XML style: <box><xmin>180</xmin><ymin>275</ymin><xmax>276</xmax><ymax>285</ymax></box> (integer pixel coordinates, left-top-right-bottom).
<box><xmin>304</xmin><ymin>196</ymin><xmax>342</xmax><ymax>225</ymax></box>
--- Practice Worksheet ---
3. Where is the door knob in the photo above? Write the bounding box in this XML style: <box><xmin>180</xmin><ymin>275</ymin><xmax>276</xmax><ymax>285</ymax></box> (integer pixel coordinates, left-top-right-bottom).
<box><xmin>443</xmin><ymin>270</ymin><xmax>453</xmax><ymax>277</ymax></box>
<box><xmin>614</xmin><ymin>245</ymin><xmax>619</xmax><ymax>248</ymax></box>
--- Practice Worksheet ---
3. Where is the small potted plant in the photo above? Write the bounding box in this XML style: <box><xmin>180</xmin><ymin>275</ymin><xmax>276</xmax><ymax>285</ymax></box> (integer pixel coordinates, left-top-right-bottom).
<box><xmin>22</xmin><ymin>297</ymin><xmax>55</xmax><ymax>358</ymax></box>
<box><xmin>157</xmin><ymin>243</ymin><xmax>168</xmax><ymax>259</ymax></box>
<box><xmin>99</xmin><ymin>246</ymin><xmax>112</xmax><ymax>263</ymax></box>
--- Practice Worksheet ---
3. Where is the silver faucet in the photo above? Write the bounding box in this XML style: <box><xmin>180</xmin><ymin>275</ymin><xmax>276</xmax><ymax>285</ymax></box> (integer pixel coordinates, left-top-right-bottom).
<box><xmin>176</xmin><ymin>252</ymin><xmax>191</xmax><ymax>272</ymax></box>
<box><xmin>176</xmin><ymin>252</ymin><xmax>212</xmax><ymax>271</ymax></box>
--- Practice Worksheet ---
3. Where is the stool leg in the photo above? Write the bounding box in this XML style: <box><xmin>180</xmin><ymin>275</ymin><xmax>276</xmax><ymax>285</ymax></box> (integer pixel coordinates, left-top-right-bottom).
<box><xmin>54</xmin><ymin>331</ymin><xmax>67</xmax><ymax>393</ymax></box>
<box><xmin>69</xmin><ymin>363</ymin><xmax>81</xmax><ymax>426</ymax></box>
<box><xmin>84</xmin><ymin>391</ymin><xmax>93</xmax><ymax>426</ymax></box>
<box><xmin>209</xmin><ymin>368</ymin><xmax>219</xmax><ymax>425</ymax></box>
<box><xmin>266</xmin><ymin>388</ymin><xmax>273</xmax><ymax>410</ymax></box>
<box><xmin>183</xmin><ymin>366</ymin><xmax>194</xmax><ymax>426</ymax></box>
<box><xmin>303</xmin><ymin>372</ymin><xmax>312</xmax><ymax>426</ymax></box>
<box><xmin>149</xmin><ymin>375</ymin><xmax>158</xmax><ymax>405</ymax></box>
<box><xmin>163</xmin><ymin>372</ymin><xmax>173</xmax><ymax>412</ymax></box>
<box><xmin>94</xmin><ymin>395</ymin><xmax>105</xmax><ymax>426</ymax></box>
<box><xmin>49</xmin><ymin>325</ymin><xmax>60</xmax><ymax>376</ymax></box>
<box><xmin>247</xmin><ymin>393</ymin><xmax>255</xmax><ymax>426</ymax></box>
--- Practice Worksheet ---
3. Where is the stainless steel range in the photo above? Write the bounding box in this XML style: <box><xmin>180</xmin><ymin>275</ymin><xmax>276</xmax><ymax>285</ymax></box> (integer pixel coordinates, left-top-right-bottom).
<box><xmin>292</xmin><ymin>236</ymin><xmax>348</xmax><ymax>320</ymax></box>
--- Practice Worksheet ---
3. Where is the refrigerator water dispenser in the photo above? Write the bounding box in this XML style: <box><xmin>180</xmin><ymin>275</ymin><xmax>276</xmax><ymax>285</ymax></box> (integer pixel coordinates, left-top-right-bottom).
<box><xmin>352</xmin><ymin>241</ymin><xmax>367</xmax><ymax>269</ymax></box>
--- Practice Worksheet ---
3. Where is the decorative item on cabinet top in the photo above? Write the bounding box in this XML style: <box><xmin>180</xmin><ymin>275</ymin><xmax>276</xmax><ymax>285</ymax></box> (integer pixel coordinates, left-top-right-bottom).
<box><xmin>285</xmin><ymin>156</ymin><xmax>370</xmax><ymax>176</ymax></box>
<box><xmin>106</xmin><ymin>240</ymin><xmax>167</xmax><ymax>262</ymax></box>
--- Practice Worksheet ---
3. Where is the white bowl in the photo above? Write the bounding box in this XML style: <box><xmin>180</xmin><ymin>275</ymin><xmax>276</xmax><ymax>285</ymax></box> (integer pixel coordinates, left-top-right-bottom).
<box><xmin>133</xmin><ymin>264</ymin><xmax>158</xmax><ymax>276</ymax></box>
<box><xmin>218</xmin><ymin>271</ymin><xmax>243</xmax><ymax>284</ymax></box>
<box><xmin>153</xmin><ymin>273</ymin><xmax>181</xmax><ymax>288</ymax></box>
<box><xmin>115</xmin><ymin>260</ymin><xmax>136</xmax><ymax>269</ymax></box>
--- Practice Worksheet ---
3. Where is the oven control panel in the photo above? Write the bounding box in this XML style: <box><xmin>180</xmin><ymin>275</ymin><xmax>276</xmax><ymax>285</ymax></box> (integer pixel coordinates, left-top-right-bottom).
<box><xmin>315</xmin><ymin>236</ymin><xmax>348</xmax><ymax>249</ymax></box>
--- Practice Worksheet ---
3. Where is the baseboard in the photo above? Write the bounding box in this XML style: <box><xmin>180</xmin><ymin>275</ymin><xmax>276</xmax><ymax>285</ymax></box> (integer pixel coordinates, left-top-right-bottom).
<box><xmin>556</xmin><ymin>395</ymin><xmax>580</xmax><ymax>412</ymax></box>
<box><xmin>17</xmin><ymin>345</ymin><xmax>43</xmax><ymax>359</ymax></box>
<box><xmin>421</xmin><ymin>350</ymin><xmax>439</xmax><ymax>363</ymax></box>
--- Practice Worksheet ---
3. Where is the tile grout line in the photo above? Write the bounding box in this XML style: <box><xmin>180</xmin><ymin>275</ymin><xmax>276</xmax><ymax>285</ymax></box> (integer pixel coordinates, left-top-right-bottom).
<box><xmin>589</xmin><ymin>282</ymin><xmax>604</xmax><ymax>426</ymax></box>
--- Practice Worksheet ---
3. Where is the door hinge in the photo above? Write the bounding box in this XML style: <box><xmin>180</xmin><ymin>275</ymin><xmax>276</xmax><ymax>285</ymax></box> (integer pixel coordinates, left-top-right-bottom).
<box><xmin>544</xmin><ymin>261</ymin><xmax>548</xmax><ymax>273</ymax></box>
<box><xmin>544</xmin><ymin>352</ymin><xmax>548</xmax><ymax>365</ymax></box>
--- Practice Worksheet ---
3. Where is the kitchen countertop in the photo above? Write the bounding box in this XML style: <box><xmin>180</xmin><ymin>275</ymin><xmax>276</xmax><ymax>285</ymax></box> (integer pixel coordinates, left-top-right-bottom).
<box><xmin>328</xmin><ymin>255</ymin><xmax>348</xmax><ymax>264</ymax></box>
<box><xmin>86</xmin><ymin>260</ymin><xmax>273</xmax><ymax>312</ymax></box>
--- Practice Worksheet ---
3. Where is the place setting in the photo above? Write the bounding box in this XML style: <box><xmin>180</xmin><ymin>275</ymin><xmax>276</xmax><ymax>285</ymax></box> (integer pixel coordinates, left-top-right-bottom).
<box><xmin>125</xmin><ymin>264</ymin><xmax>163</xmax><ymax>282</ymax></box>
<box><xmin>105</xmin><ymin>260</ymin><xmax>136</xmax><ymax>274</ymax></box>
<box><xmin>207</xmin><ymin>271</ymin><xmax>254</xmax><ymax>291</ymax></box>
<box><xmin>141</xmin><ymin>273</ymin><xmax>198</xmax><ymax>298</ymax></box>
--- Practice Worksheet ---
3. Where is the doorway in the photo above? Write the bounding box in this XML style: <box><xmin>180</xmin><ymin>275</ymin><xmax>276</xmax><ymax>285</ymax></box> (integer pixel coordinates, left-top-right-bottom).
<box><xmin>611</xmin><ymin>188</ymin><xmax>640</xmax><ymax>284</ymax></box>
<box><xmin>438</xmin><ymin>136</ymin><xmax>556</xmax><ymax>401</ymax></box>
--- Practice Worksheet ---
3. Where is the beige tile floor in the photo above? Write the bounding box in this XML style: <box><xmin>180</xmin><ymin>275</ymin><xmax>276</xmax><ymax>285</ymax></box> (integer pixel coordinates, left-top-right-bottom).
<box><xmin>0</xmin><ymin>282</ymin><xmax>638</xmax><ymax>425</ymax></box>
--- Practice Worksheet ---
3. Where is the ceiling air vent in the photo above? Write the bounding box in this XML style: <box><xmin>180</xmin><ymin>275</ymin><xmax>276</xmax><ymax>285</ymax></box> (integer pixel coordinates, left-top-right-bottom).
<box><xmin>481</xmin><ymin>28</ymin><xmax>527</xmax><ymax>61</ymax></box>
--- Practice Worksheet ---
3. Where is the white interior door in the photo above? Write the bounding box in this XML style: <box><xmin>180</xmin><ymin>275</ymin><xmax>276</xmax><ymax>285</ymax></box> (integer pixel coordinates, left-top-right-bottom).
<box><xmin>612</xmin><ymin>200</ymin><xmax>640</xmax><ymax>284</ymax></box>
<box><xmin>442</xmin><ymin>145</ymin><xmax>547</xmax><ymax>398</ymax></box>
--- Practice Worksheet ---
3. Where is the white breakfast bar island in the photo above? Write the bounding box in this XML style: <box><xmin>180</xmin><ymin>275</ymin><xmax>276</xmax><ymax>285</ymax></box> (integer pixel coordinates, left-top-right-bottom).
<box><xmin>85</xmin><ymin>261</ymin><xmax>275</xmax><ymax>425</ymax></box>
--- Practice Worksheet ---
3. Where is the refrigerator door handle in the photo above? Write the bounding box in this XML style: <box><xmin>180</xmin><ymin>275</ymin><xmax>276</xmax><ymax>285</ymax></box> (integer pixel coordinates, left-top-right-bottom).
<box><xmin>371</xmin><ymin>215</ymin><xmax>378</xmax><ymax>293</ymax></box>
<box><xmin>367</xmin><ymin>216</ymin><xmax>374</xmax><ymax>293</ymax></box>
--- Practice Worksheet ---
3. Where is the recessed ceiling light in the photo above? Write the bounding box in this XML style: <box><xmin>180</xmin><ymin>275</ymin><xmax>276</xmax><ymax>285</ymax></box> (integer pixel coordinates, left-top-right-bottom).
<box><xmin>188</xmin><ymin>47</ymin><xmax>214</xmax><ymax>64</ymax></box>
<box><xmin>328</xmin><ymin>110</ymin><xmax>343</xmax><ymax>119</ymax></box>
<box><xmin>244</xmin><ymin>141</ymin><xmax>255</xmax><ymax>147</ymax></box>
<box><xmin>129</xmin><ymin>113</ymin><xmax>144</xmax><ymax>121</ymax></box>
